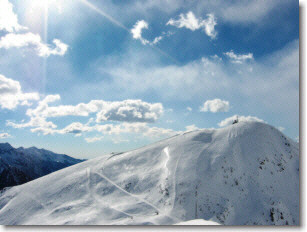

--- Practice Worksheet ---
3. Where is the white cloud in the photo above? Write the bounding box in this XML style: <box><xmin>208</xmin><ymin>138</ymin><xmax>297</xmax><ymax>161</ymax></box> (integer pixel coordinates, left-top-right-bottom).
<box><xmin>100</xmin><ymin>122</ymin><xmax>175</xmax><ymax>138</ymax></box>
<box><xmin>24</xmin><ymin>121</ymin><xmax>92</xmax><ymax>136</ymax></box>
<box><xmin>0</xmin><ymin>0</ymin><xmax>26</xmax><ymax>32</ymax></box>
<box><xmin>93</xmin><ymin>122</ymin><xmax>177</xmax><ymax>138</ymax></box>
<box><xmin>101</xmin><ymin>122</ymin><xmax>179</xmax><ymax>139</ymax></box>
<box><xmin>88</xmin><ymin>123</ymin><xmax>202</xmax><ymax>139</ymax></box>
<box><xmin>8</xmin><ymin>95</ymin><xmax>165</xmax><ymax>137</ymax></box>
<box><xmin>167</xmin><ymin>11</ymin><xmax>201</xmax><ymax>31</ymax></box>
<box><xmin>61</xmin><ymin>122</ymin><xmax>92</xmax><ymax>135</ymax></box>
<box><xmin>131</xmin><ymin>20</ymin><xmax>150</xmax><ymax>45</ymax></box>
<box><xmin>24</xmin><ymin>96</ymin><xmax>164</xmax><ymax>124</ymax></box>
<box><xmin>0</xmin><ymin>132</ymin><xmax>11</xmax><ymax>139</ymax></box>
<box><xmin>26</xmin><ymin>95</ymin><xmax>95</xmax><ymax>118</ymax></box>
<box><xmin>7</xmin><ymin>117</ymin><xmax>56</xmax><ymax>129</ymax></box>
<box><xmin>0</xmin><ymin>1</ymin><xmax>68</xmax><ymax>57</ymax></box>
<box><xmin>218</xmin><ymin>115</ymin><xmax>264</xmax><ymax>127</ymax></box>
<box><xmin>24</xmin><ymin>120</ymin><xmax>180</xmax><ymax>140</ymax></box>
<box><xmin>95</xmin><ymin>100</ymin><xmax>163</xmax><ymax>123</ymax></box>
<box><xmin>30</xmin><ymin>127</ymin><xmax>55</xmax><ymax>135</ymax></box>
<box><xmin>0</xmin><ymin>74</ymin><xmax>19</xmax><ymax>95</ymax></box>
<box><xmin>186</xmin><ymin>107</ymin><xmax>192</xmax><ymax>112</ymax></box>
<box><xmin>0</xmin><ymin>118</ymin><xmax>205</xmax><ymax>140</ymax></box>
<box><xmin>0</xmin><ymin>74</ymin><xmax>39</xmax><ymax>109</ymax></box>
<box><xmin>130</xmin><ymin>20</ymin><xmax>165</xmax><ymax>46</ymax></box>
<box><xmin>224</xmin><ymin>50</ymin><xmax>253</xmax><ymax>64</ymax></box>
<box><xmin>0</xmin><ymin>33</ymin><xmax>68</xmax><ymax>57</ymax></box>
<box><xmin>200</xmin><ymin>99</ymin><xmax>230</xmax><ymax>113</ymax></box>
<box><xmin>167</xmin><ymin>12</ymin><xmax>217</xmax><ymax>39</ymax></box>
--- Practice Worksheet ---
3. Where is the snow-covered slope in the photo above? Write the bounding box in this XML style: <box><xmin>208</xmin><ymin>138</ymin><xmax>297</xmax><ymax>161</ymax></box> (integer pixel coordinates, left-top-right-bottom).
<box><xmin>0</xmin><ymin>122</ymin><xmax>299</xmax><ymax>225</ymax></box>
<box><xmin>0</xmin><ymin>143</ymin><xmax>84</xmax><ymax>190</ymax></box>
<box><xmin>175</xmin><ymin>219</ymin><xmax>220</xmax><ymax>225</ymax></box>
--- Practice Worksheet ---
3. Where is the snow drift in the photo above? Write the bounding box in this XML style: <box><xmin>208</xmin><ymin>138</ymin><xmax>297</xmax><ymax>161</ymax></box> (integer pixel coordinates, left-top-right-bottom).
<box><xmin>0</xmin><ymin>121</ymin><xmax>299</xmax><ymax>225</ymax></box>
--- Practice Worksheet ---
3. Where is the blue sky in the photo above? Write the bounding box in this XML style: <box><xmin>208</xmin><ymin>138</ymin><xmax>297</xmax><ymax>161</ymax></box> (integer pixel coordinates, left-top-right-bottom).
<box><xmin>0</xmin><ymin>0</ymin><xmax>299</xmax><ymax>159</ymax></box>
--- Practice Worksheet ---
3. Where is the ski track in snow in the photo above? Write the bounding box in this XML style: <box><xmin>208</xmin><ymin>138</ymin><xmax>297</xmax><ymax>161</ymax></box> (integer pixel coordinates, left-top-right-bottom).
<box><xmin>24</xmin><ymin>191</ymin><xmax>47</xmax><ymax>210</ymax></box>
<box><xmin>94</xmin><ymin>168</ymin><xmax>178</xmax><ymax>222</ymax></box>
<box><xmin>170</xmin><ymin>141</ymin><xmax>184</xmax><ymax>214</ymax></box>
<box><xmin>86</xmin><ymin>168</ymin><xmax>134</xmax><ymax>222</ymax></box>
<box><xmin>163</xmin><ymin>147</ymin><xmax>170</xmax><ymax>175</ymax></box>
<box><xmin>160</xmin><ymin>146</ymin><xmax>170</xmax><ymax>197</ymax></box>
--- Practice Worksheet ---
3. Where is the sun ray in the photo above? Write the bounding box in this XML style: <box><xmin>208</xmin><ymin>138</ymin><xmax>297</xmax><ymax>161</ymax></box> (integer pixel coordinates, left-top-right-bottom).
<box><xmin>79</xmin><ymin>0</ymin><xmax>129</xmax><ymax>32</ymax></box>
<box><xmin>42</xmin><ymin>2</ymin><xmax>49</xmax><ymax>94</ymax></box>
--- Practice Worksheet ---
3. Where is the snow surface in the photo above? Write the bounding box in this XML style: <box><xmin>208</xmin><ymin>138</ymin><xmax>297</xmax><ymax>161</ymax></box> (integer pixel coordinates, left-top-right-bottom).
<box><xmin>175</xmin><ymin>219</ymin><xmax>220</xmax><ymax>225</ymax></box>
<box><xmin>0</xmin><ymin>121</ymin><xmax>299</xmax><ymax>225</ymax></box>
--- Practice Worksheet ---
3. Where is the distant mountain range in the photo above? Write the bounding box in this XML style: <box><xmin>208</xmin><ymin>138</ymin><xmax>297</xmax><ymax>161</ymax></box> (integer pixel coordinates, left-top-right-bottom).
<box><xmin>0</xmin><ymin>143</ymin><xmax>84</xmax><ymax>191</ymax></box>
<box><xmin>0</xmin><ymin>122</ymin><xmax>299</xmax><ymax>225</ymax></box>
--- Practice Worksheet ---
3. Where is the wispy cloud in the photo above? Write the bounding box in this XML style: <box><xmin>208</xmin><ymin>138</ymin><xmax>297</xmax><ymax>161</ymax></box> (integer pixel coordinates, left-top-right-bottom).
<box><xmin>96</xmin><ymin>39</ymin><xmax>298</xmax><ymax>135</ymax></box>
<box><xmin>167</xmin><ymin>12</ymin><xmax>217</xmax><ymax>39</ymax></box>
<box><xmin>224</xmin><ymin>50</ymin><xmax>253</xmax><ymax>64</ymax></box>
<box><xmin>220</xmin><ymin>0</ymin><xmax>287</xmax><ymax>24</ymax></box>
<box><xmin>112</xmin><ymin>138</ymin><xmax>129</xmax><ymax>144</ymax></box>
<box><xmin>85</xmin><ymin>136</ymin><xmax>104</xmax><ymax>143</ymax></box>
<box><xmin>152</xmin><ymin>35</ymin><xmax>163</xmax><ymax>45</ymax></box>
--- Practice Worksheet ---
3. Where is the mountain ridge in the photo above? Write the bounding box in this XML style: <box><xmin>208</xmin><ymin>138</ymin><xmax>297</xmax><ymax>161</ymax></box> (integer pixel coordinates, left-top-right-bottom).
<box><xmin>0</xmin><ymin>121</ymin><xmax>299</xmax><ymax>225</ymax></box>
<box><xmin>0</xmin><ymin>142</ymin><xmax>85</xmax><ymax>191</ymax></box>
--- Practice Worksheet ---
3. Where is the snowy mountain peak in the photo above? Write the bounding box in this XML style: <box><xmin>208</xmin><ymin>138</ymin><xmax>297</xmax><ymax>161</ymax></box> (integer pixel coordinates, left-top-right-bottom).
<box><xmin>0</xmin><ymin>122</ymin><xmax>299</xmax><ymax>225</ymax></box>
